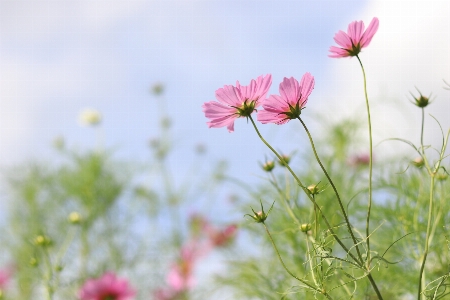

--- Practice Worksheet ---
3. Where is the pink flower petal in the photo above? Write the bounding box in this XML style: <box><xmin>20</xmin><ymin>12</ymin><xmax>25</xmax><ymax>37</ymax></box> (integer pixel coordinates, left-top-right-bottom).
<box><xmin>257</xmin><ymin>73</ymin><xmax>314</xmax><ymax>125</ymax></box>
<box><xmin>299</xmin><ymin>72</ymin><xmax>315</xmax><ymax>106</ymax></box>
<box><xmin>360</xmin><ymin>17</ymin><xmax>379</xmax><ymax>47</ymax></box>
<box><xmin>333</xmin><ymin>30</ymin><xmax>352</xmax><ymax>48</ymax></box>
<box><xmin>202</xmin><ymin>74</ymin><xmax>272</xmax><ymax>132</ymax></box>
<box><xmin>328</xmin><ymin>46</ymin><xmax>350</xmax><ymax>58</ymax></box>
<box><xmin>279</xmin><ymin>77</ymin><xmax>300</xmax><ymax>106</ymax></box>
<box><xmin>329</xmin><ymin>17</ymin><xmax>379</xmax><ymax>58</ymax></box>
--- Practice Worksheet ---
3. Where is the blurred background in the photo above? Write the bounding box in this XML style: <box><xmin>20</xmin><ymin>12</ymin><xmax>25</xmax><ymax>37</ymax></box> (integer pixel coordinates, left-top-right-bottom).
<box><xmin>1</xmin><ymin>0</ymin><xmax>450</xmax><ymax>299</ymax></box>
<box><xmin>1</xmin><ymin>0</ymin><xmax>448</xmax><ymax>173</ymax></box>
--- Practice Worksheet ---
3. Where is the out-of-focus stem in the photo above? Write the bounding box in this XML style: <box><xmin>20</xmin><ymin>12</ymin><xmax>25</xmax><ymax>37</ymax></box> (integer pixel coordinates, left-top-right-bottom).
<box><xmin>263</xmin><ymin>223</ymin><xmax>332</xmax><ymax>299</ymax></box>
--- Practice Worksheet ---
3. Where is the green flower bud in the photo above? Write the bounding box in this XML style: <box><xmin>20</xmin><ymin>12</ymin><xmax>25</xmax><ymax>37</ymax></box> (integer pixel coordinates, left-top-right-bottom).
<box><xmin>409</xmin><ymin>88</ymin><xmax>432</xmax><ymax>108</ymax></box>
<box><xmin>278</xmin><ymin>154</ymin><xmax>291</xmax><ymax>167</ymax></box>
<box><xmin>411</xmin><ymin>157</ymin><xmax>424</xmax><ymax>167</ymax></box>
<box><xmin>29</xmin><ymin>257</ymin><xmax>39</xmax><ymax>267</ymax></box>
<box><xmin>307</xmin><ymin>184</ymin><xmax>319</xmax><ymax>195</ymax></box>
<box><xmin>436</xmin><ymin>173</ymin><xmax>448</xmax><ymax>181</ymax></box>
<box><xmin>68</xmin><ymin>212</ymin><xmax>81</xmax><ymax>224</ymax></box>
<box><xmin>262</xmin><ymin>160</ymin><xmax>275</xmax><ymax>172</ymax></box>
<box><xmin>300</xmin><ymin>223</ymin><xmax>312</xmax><ymax>233</ymax></box>
<box><xmin>34</xmin><ymin>235</ymin><xmax>52</xmax><ymax>247</ymax></box>
<box><xmin>245</xmin><ymin>200</ymin><xmax>275</xmax><ymax>224</ymax></box>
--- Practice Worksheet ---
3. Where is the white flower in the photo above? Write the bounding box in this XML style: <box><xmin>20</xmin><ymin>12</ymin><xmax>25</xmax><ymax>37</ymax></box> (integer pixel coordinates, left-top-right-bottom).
<box><xmin>79</xmin><ymin>108</ymin><xmax>101</xmax><ymax>126</ymax></box>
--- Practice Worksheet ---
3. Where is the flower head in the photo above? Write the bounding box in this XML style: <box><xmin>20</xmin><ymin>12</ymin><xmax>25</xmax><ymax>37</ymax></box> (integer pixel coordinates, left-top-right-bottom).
<box><xmin>329</xmin><ymin>17</ymin><xmax>379</xmax><ymax>58</ymax></box>
<box><xmin>79</xmin><ymin>272</ymin><xmax>135</xmax><ymax>300</ymax></box>
<box><xmin>202</xmin><ymin>74</ymin><xmax>272</xmax><ymax>132</ymax></box>
<box><xmin>79</xmin><ymin>108</ymin><xmax>102</xmax><ymax>126</ymax></box>
<box><xmin>409</xmin><ymin>88</ymin><xmax>432</xmax><ymax>108</ymax></box>
<box><xmin>257</xmin><ymin>73</ymin><xmax>314</xmax><ymax>125</ymax></box>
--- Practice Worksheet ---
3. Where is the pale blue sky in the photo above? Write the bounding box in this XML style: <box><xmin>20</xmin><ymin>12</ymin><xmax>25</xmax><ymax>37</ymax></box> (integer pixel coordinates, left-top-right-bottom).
<box><xmin>0</xmin><ymin>0</ymin><xmax>449</xmax><ymax>187</ymax></box>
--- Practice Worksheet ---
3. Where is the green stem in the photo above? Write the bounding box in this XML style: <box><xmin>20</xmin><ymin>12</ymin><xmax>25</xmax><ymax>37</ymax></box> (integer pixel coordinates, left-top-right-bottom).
<box><xmin>356</xmin><ymin>55</ymin><xmax>374</xmax><ymax>266</ymax></box>
<box><xmin>298</xmin><ymin>117</ymin><xmax>364</xmax><ymax>265</ymax></box>
<box><xmin>418</xmin><ymin>175</ymin><xmax>435</xmax><ymax>300</ymax></box>
<box><xmin>305</xmin><ymin>232</ymin><xmax>320</xmax><ymax>288</ymax></box>
<box><xmin>248</xmin><ymin>115</ymin><xmax>360</xmax><ymax>265</ymax></box>
<box><xmin>263</xmin><ymin>223</ymin><xmax>332</xmax><ymax>299</ymax></box>
<box><xmin>421</xmin><ymin>108</ymin><xmax>425</xmax><ymax>149</ymax></box>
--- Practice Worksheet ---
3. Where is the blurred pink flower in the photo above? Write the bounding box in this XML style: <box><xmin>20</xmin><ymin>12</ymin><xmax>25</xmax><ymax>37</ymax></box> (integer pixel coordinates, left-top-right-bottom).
<box><xmin>79</xmin><ymin>272</ymin><xmax>135</xmax><ymax>300</ymax></box>
<box><xmin>329</xmin><ymin>17</ymin><xmax>379</xmax><ymax>58</ymax></box>
<box><xmin>202</xmin><ymin>74</ymin><xmax>272</xmax><ymax>132</ymax></box>
<box><xmin>257</xmin><ymin>73</ymin><xmax>315</xmax><ymax>124</ymax></box>
<box><xmin>348</xmin><ymin>153</ymin><xmax>371</xmax><ymax>166</ymax></box>
<box><xmin>0</xmin><ymin>268</ymin><xmax>11</xmax><ymax>291</ymax></box>
<box><xmin>205</xmin><ymin>224</ymin><xmax>238</xmax><ymax>247</ymax></box>
<box><xmin>153</xmin><ymin>288</ymin><xmax>177</xmax><ymax>300</ymax></box>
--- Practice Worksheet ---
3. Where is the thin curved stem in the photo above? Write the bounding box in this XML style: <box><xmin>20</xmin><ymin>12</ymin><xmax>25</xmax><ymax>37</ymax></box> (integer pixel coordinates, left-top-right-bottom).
<box><xmin>356</xmin><ymin>55</ymin><xmax>374</xmax><ymax>266</ymax></box>
<box><xmin>248</xmin><ymin>115</ymin><xmax>360</xmax><ymax>264</ymax></box>
<box><xmin>298</xmin><ymin>117</ymin><xmax>364</xmax><ymax>265</ymax></box>
<box><xmin>263</xmin><ymin>223</ymin><xmax>332</xmax><ymax>299</ymax></box>
<box><xmin>418</xmin><ymin>176</ymin><xmax>435</xmax><ymax>299</ymax></box>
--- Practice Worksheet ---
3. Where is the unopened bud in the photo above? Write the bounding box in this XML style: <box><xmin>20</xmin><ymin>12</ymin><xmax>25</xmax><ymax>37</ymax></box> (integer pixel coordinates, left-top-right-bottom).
<box><xmin>436</xmin><ymin>173</ymin><xmax>448</xmax><ymax>181</ymax></box>
<box><xmin>262</xmin><ymin>161</ymin><xmax>275</xmax><ymax>172</ymax></box>
<box><xmin>307</xmin><ymin>184</ymin><xmax>319</xmax><ymax>195</ymax></box>
<box><xmin>152</xmin><ymin>83</ymin><xmax>164</xmax><ymax>96</ymax></box>
<box><xmin>300</xmin><ymin>223</ymin><xmax>312</xmax><ymax>233</ymax></box>
<box><xmin>278</xmin><ymin>154</ymin><xmax>290</xmax><ymax>167</ymax></box>
<box><xmin>34</xmin><ymin>235</ymin><xmax>52</xmax><ymax>247</ymax></box>
<box><xmin>412</xmin><ymin>157</ymin><xmax>424</xmax><ymax>167</ymax></box>
<box><xmin>29</xmin><ymin>258</ymin><xmax>39</xmax><ymax>267</ymax></box>
<box><xmin>68</xmin><ymin>212</ymin><xmax>81</xmax><ymax>224</ymax></box>
<box><xmin>410</xmin><ymin>89</ymin><xmax>431</xmax><ymax>108</ymax></box>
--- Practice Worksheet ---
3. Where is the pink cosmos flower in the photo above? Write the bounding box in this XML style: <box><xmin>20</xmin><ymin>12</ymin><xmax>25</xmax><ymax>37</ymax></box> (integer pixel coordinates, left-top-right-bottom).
<box><xmin>204</xmin><ymin>224</ymin><xmax>238</xmax><ymax>247</ymax></box>
<box><xmin>202</xmin><ymin>74</ymin><xmax>272</xmax><ymax>132</ymax></box>
<box><xmin>79</xmin><ymin>272</ymin><xmax>135</xmax><ymax>300</ymax></box>
<box><xmin>257</xmin><ymin>73</ymin><xmax>315</xmax><ymax>125</ymax></box>
<box><xmin>329</xmin><ymin>17</ymin><xmax>379</xmax><ymax>58</ymax></box>
<box><xmin>0</xmin><ymin>268</ymin><xmax>11</xmax><ymax>291</ymax></box>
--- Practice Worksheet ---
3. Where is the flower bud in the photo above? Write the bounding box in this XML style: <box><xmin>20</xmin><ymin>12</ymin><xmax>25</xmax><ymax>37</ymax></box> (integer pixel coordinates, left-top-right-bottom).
<box><xmin>436</xmin><ymin>173</ymin><xmax>448</xmax><ymax>181</ymax></box>
<box><xmin>300</xmin><ymin>223</ymin><xmax>312</xmax><ymax>233</ymax></box>
<box><xmin>307</xmin><ymin>184</ymin><xmax>319</xmax><ymax>195</ymax></box>
<box><xmin>411</xmin><ymin>157</ymin><xmax>424</xmax><ymax>168</ymax></box>
<box><xmin>34</xmin><ymin>235</ymin><xmax>52</xmax><ymax>247</ymax></box>
<box><xmin>245</xmin><ymin>200</ymin><xmax>275</xmax><ymax>224</ymax></box>
<box><xmin>68</xmin><ymin>212</ymin><xmax>81</xmax><ymax>224</ymax></box>
<box><xmin>278</xmin><ymin>154</ymin><xmax>291</xmax><ymax>167</ymax></box>
<box><xmin>29</xmin><ymin>257</ymin><xmax>39</xmax><ymax>267</ymax></box>
<box><xmin>151</xmin><ymin>83</ymin><xmax>164</xmax><ymax>96</ymax></box>
<box><xmin>79</xmin><ymin>108</ymin><xmax>102</xmax><ymax>126</ymax></box>
<box><xmin>410</xmin><ymin>89</ymin><xmax>431</xmax><ymax>108</ymax></box>
<box><xmin>262</xmin><ymin>160</ymin><xmax>275</xmax><ymax>172</ymax></box>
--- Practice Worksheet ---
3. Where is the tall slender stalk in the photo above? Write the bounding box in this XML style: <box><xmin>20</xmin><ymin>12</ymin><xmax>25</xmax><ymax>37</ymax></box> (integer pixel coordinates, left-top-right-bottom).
<box><xmin>247</xmin><ymin>115</ymin><xmax>357</xmax><ymax>262</ymax></box>
<box><xmin>418</xmin><ymin>175</ymin><xmax>435</xmax><ymax>299</ymax></box>
<box><xmin>298</xmin><ymin>117</ymin><xmax>364</xmax><ymax>265</ymax></box>
<box><xmin>248</xmin><ymin>115</ymin><xmax>383</xmax><ymax>299</ymax></box>
<box><xmin>356</xmin><ymin>55</ymin><xmax>374</xmax><ymax>266</ymax></box>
